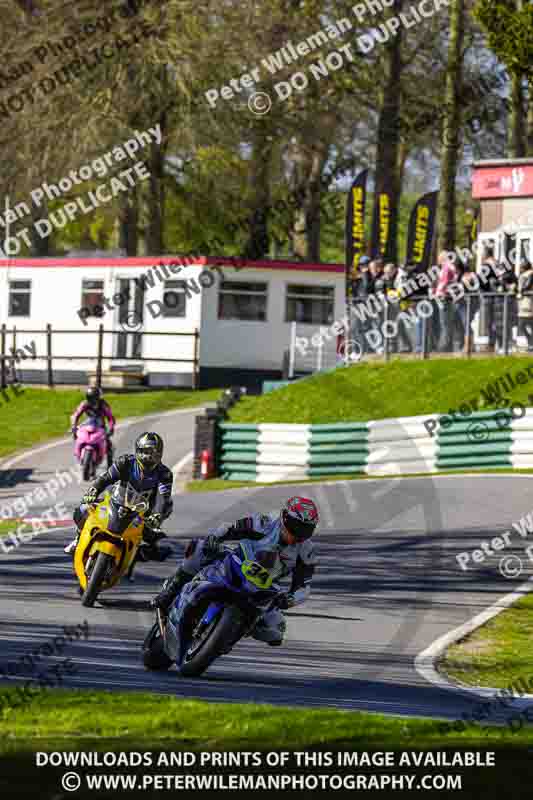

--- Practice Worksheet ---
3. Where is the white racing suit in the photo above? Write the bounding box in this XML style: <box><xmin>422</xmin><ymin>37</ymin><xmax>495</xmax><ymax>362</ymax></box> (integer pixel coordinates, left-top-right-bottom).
<box><xmin>182</xmin><ymin>512</ymin><xmax>316</xmax><ymax>645</ymax></box>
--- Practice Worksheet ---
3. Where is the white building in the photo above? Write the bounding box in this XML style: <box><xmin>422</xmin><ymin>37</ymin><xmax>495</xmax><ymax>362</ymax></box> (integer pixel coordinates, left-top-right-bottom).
<box><xmin>473</xmin><ymin>158</ymin><xmax>533</xmax><ymax>268</ymax></box>
<box><xmin>0</xmin><ymin>254</ymin><xmax>344</xmax><ymax>391</ymax></box>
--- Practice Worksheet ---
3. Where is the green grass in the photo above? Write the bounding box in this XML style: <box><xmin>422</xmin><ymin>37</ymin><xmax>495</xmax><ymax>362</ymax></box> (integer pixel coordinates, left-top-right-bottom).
<box><xmin>0</xmin><ymin>387</ymin><xmax>220</xmax><ymax>458</ymax></box>
<box><xmin>0</xmin><ymin>689</ymin><xmax>531</xmax><ymax>754</ymax></box>
<box><xmin>440</xmin><ymin>592</ymin><xmax>533</xmax><ymax>690</ymax></box>
<box><xmin>229</xmin><ymin>357</ymin><xmax>533</xmax><ymax>424</ymax></box>
<box><xmin>0</xmin><ymin>521</ymin><xmax>17</xmax><ymax>537</ymax></box>
<box><xmin>187</xmin><ymin>468</ymin><xmax>533</xmax><ymax>493</ymax></box>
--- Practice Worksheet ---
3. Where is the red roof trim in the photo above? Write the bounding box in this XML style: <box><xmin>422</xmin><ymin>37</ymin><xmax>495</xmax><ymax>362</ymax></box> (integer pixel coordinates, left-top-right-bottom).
<box><xmin>0</xmin><ymin>255</ymin><xmax>344</xmax><ymax>273</ymax></box>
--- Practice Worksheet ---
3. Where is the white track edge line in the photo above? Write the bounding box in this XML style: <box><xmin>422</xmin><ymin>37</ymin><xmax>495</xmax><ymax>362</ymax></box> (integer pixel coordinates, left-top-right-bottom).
<box><xmin>0</xmin><ymin>406</ymin><xmax>206</xmax><ymax>470</ymax></box>
<box><xmin>414</xmin><ymin>575</ymin><xmax>533</xmax><ymax>697</ymax></box>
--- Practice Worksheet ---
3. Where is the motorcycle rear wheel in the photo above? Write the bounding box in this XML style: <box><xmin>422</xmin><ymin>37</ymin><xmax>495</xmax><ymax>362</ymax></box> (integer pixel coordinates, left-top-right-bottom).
<box><xmin>81</xmin><ymin>551</ymin><xmax>111</xmax><ymax>607</ymax></box>
<box><xmin>179</xmin><ymin>605</ymin><xmax>244</xmax><ymax>678</ymax></box>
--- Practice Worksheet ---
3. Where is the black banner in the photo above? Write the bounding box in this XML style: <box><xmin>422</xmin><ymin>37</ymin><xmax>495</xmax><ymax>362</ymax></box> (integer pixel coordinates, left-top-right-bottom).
<box><xmin>370</xmin><ymin>185</ymin><xmax>394</xmax><ymax>262</ymax></box>
<box><xmin>345</xmin><ymin>169</ymin><xmax>368</xmax><ymax>299</ymax></box>
<box><xmin>405</xmin><ymin>191</ymin><xmax>439</xmax><ymax>270</ymax></box>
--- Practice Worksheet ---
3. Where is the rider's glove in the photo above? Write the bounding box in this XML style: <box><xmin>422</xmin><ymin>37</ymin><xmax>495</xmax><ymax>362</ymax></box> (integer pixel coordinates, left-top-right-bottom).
<box><xmin>82</xmin><ymin>486</ymin><xmax>99</xmax><ymax>505</ymax></box>
<box><xmin>274</xmin><ymin>592</ymin><xmax>294</xmax><ymax>611</ymax></box>
<box><xmin>145</xmin><ymin>512</ymin><xmax>162</xmax><ymax>530</ymax></box>
<box><xmin>203</xmin><ymin>533</ymin><xmax>222</xmax><ymax>554</ymax></box>
<box><xmin>71</xmin><ymin>427</ymin><xmax>77</xmax><ymax>440</ymax></box>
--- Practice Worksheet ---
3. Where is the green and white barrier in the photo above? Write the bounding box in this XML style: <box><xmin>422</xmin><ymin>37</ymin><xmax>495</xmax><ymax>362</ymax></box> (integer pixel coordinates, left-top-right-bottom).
<box><xmin>218</xmin><ymin>409</ymin><xmax>533</xmax><ymax>481</ymax></box>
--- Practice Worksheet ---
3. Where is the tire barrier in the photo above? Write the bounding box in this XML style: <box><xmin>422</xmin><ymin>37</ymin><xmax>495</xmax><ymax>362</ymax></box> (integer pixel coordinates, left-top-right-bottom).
<box><xmin>218</xmin><ymin>409</ymin><xmax>533</xmax><ymax>481</ymax></box>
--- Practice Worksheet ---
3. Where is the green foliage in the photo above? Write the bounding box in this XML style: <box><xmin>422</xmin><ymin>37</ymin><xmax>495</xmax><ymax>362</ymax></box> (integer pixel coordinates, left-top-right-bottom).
<box><xmin>474</xmin><ymin>0</ymin><xmax>533</xmax><ymax>76</ymax></box>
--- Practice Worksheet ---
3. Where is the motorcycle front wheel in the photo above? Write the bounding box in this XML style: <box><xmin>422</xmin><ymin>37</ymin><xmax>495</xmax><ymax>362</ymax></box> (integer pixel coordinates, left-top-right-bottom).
<box><xmin>81</xmin><ymin>551</ymin><xmax>112</xmax><ymax>607</ymax></box>
<box><xmin>179</xmin><ymin>605</ymin><xmax>244</xmax><ymax>678</ymax></box>
<box><xmin>81</xmin><ymin>448</ymin><xmax>93</xmax><ymax>482</ymax></box>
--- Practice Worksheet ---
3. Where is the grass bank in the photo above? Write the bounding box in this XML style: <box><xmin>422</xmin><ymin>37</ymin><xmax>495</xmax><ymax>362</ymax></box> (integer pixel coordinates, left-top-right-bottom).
<box><xmin>229</xmin><ymin>357</ymin><xmax>533</xmax><ymax>424</ymax></box>
<box><xmin>440</xmin><ymin>591</ymin><xmax>533</xmax><ymax>690</ymax></box>
<box><xmin>0</xmin><ymin>387</ymin><xmax>220</xmax><ymax>459</ymax></box>
<box><xmin>0</xmin><ymin>689</ymin><xmax>531</xmax><ymax>754</ymax></box>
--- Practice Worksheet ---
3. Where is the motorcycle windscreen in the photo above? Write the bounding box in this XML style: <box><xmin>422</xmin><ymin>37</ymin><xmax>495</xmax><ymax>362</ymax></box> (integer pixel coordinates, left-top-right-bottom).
<box><xmin>111</xmin><ymin>482</ymin><xmax>150</xmax><ymax>511</ymax></box>
<box><xmin>107</xmin><ymin>501</ymin><xmax>136</xmax><ymax>534</ymax></box>
<box><xmin>107</xmin><ymin>483</ymin><xmax>149</xmax><ymax>533</ymax></box>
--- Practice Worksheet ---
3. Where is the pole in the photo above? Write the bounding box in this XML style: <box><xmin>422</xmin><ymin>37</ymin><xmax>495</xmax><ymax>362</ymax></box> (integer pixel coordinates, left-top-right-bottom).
<box><xmin>289</xmin><ymin>321</ymin><xmax>296</xmax><ymax>379</ymax></box>
<box><xmin>192</xmin><ymin>328</ymin><xmax>199</xmax><ymax>390</ymax></box>
<box><xmin>96</xmin><ymin>324</ymin><xmax>104</xmax><ymax>389</ymax></box>
<box><xmin>3</xmin><ymin>195</ymin><xmax>9</xmax><ymax>256</ymax></box>
<box><xmin>46</xmin><ymin>323</ymin><xmax>53</xmax><ymax>387</ymax></box>
<box><xmin>0</xmin><ymin>324</ymin><xmax>6</xmax><ymax>389</ymax></box>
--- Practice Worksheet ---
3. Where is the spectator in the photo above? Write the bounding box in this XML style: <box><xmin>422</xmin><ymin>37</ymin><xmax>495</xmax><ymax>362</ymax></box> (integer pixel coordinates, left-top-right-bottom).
<box><xmin>391</xmin><ymin>262</ymin><xmax>415</xmax><ymax>353</ymax></box>
<box><xmin>478</xmin><ymin>245</ymin><xmax>498</xmax><ymax>351</ymax></box>
<box><xmin>489</xmin><ymin>263</ymin><xmax>516</xmax><ymax>353</ymax></box>
<box><xmin>367</xmin><ymin>259</ymin><xmax>385</xmax><ymax>352</ymax></box>
<box><xmin>369</xmin><ymin>259</ymin><xmax>385</xmax><ymax>293</ymax></box>
<box><xmin>517</xmin><ymin>260</ymin><xmax>533</xmax><ymax>351</ymax></box>
<box><xmin>381</xmin><ymin>263</ymin><xmax>399</xmax><ymax>352</ymax></box>
<box><xmin>434</xmin><ymin>251</ymin><xmax>460</xmax><ymax>352</ymax></box>
<box><xmin>351</xmin><ymin>255</ymin><xmax>372</xmax><ymax>353</ymax></box>
<box><xmin>456</xmin><ymin>262</ymin><xmax>480</xmax><ymax>353</ymax></box>
<box><xmin>352</xmin><ymin>255</ymin><xmax>372</xmax><ymax>299</ymax></box>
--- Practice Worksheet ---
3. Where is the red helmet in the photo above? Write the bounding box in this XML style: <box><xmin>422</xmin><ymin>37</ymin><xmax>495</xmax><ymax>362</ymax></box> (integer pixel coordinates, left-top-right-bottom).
<box><xmin>281</xmin><ymin>496</ymin><xmax>319</xmax><ymax>542</ymax></box>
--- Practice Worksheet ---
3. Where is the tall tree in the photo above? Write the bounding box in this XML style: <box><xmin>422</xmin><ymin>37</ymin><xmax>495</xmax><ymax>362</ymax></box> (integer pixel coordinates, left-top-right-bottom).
<box><xmin>474</xmin><ymin>0</ymin><xmax>533</xmax><ymax>157</ymax></box>
<box><xmin>373</xmin><ymin>0</ymin><xmax>405</xmax><ymax>264</ymax></box>
<box><xmin>437</xmin><ymin>0</ymin><xmax>466</xmax><ymax>252</ymax></box>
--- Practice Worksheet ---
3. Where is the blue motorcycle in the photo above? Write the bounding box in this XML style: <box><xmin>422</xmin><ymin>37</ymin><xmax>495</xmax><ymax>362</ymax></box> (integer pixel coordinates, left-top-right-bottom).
<box><xmin>142</xmin><ymin>544</ymin><xmax>282</xmax><ymax>677</ymax></box>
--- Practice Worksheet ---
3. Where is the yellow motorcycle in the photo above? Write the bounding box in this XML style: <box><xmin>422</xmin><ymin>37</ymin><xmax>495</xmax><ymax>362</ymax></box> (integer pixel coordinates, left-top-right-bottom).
<box><xmin>74</xmin><ymin>483</ymin><xmax>150</xmax><ymax>607</ymax></box>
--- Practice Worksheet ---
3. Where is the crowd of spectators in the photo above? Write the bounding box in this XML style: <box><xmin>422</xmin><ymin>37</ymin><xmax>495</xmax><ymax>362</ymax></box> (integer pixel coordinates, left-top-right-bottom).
<box><xmin>350</xmin><ymin>246</ymin><xmax>533</xmax><ymax>355</ymax></box>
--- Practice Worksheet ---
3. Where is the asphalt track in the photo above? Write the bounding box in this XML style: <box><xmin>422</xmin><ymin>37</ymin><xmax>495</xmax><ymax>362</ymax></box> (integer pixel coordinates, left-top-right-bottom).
<box><xmin>1</xmin><ymin>406</ymin><xmax>533</xmax><ymax>726</ymax></box>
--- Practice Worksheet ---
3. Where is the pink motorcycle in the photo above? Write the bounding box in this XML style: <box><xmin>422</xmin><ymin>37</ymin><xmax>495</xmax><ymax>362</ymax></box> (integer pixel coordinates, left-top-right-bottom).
<box><xmin>73</xmin><ymin>420</ymin><xmax>108</xmax><ymax>481</ymax></box>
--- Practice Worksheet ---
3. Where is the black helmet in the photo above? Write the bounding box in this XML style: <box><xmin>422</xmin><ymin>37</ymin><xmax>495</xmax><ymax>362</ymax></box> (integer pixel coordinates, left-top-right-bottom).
<box><xmin>86</xmin><ymin>386</ymin><xmax>102</xmax><ymax>408</ymax></box>
<box><xmin>135</xmin><ymin>431</ymin><xmax>163</xmax><ymax>471</ymax></box>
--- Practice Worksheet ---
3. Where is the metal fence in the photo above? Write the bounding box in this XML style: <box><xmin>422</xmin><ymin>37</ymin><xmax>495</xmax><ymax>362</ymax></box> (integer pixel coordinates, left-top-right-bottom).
<box><xmin>0</xmin><ymin>323</ymin><xmax>200</xmax><ymax>389</ymax></box>
<box><xmin>288</xmin><ymin>292</ymin><xmax>533</xmax><ymax>377</ymax></box>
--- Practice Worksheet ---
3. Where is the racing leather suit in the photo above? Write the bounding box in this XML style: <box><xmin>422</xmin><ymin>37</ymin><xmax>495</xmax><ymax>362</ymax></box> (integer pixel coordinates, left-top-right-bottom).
<box><xmin>160</xmin><ymin>511</ymin><xmax>316</xmax><ymax>645</ymax></box>
<box><xmin>71</xmin><ymin>399</ymin><xmax>116</xmax><ymax>467</ymax></box>
<box><xmin>73</xmin><ymin>455</ymin><xmax>173</xmax><ymax>549</ymax></box>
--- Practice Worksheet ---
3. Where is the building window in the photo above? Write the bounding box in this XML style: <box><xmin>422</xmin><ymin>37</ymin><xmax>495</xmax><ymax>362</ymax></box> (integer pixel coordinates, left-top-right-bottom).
<box><xmin>81</xmin><ymin>279</ymin><xmax>105</xmax><ymax>317</ymax></box>
<box><xmin>218</xmin><ymin>281</ymin><xmax>268</xmax><ymax>321</ymax></box>
<box><xmin>8</xmin><ymin>280</ymin><xmax>31</xmax><ymax>317</ymax></box>
<box><xmin>286</xmin><ymin>284</ymin><xmax>334</xmax><ymax>324</ymax></box>
<box><xmin>162</xmin><ymin>280</ymin><xmax>186</xmax><ymax>317</ymax></box>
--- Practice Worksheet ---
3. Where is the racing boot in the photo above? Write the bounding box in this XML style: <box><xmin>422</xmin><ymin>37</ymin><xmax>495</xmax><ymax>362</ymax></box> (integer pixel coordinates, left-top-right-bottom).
<box><xmin>64</xmin><ymin>534</ymin><xmax>79</xmax><ymax>555</ymax></box>
<box><xmin>151</xmin><ymin>568</ymin><xmax>193</xmax><ymax>613</ymax></box>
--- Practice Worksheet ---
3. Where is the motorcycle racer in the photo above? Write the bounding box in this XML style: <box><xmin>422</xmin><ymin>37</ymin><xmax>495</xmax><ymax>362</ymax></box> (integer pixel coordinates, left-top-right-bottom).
<box><xmin>71</xmin><ymin>386</ymin><xmax>115</xmax><ymax>468</ymax></box>
<box><xmin>152</xmin><ymin>496</ymin><xmax>319</xmax><ymax>646</ymax></box>
<box><xmin>64</xmin><ymin>432</ymin><xmax>173</xmax><ymax>561</ymax></box>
